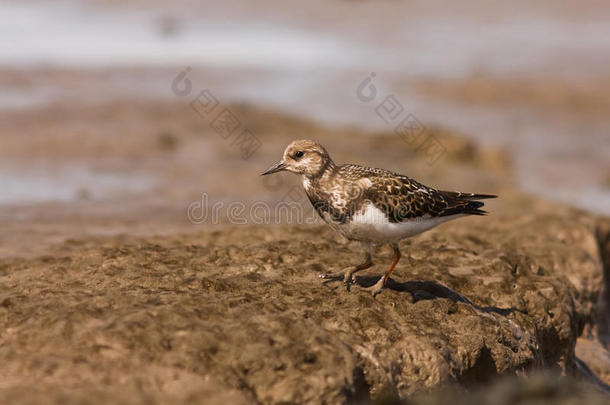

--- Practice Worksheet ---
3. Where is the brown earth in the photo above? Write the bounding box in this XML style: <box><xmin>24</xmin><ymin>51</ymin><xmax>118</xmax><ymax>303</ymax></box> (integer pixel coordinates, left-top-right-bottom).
<box><xmin>409</xmin><ymin>373</ymin><xmax>609</xmax><ymax>405</ymax></box>
<box><xmin>1</xmin><ymin>200</ymin><xmax>609</xmax><ymax>403</ymax></box>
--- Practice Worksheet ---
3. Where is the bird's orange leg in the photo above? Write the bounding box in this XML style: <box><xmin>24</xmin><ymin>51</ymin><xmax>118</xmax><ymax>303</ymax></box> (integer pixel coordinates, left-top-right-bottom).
<box><xmin>367</xmin><ymin>243</ymin><xmax>401</xmax><ymax>297</ymax></box>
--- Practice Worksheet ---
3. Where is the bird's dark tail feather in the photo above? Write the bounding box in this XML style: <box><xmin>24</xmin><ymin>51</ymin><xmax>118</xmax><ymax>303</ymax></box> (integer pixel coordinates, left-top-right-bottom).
<box><xmin>440</xmin><ymin>191</ymin><xmax>497</xmax><ymax>216</ymax></box>
<box><xmin>461</xmin><ymin>200</ymin><xmax>488</xmax><ymax>216</ymax></box>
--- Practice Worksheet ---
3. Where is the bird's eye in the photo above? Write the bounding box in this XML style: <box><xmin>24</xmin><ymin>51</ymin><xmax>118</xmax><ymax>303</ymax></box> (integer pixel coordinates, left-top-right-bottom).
<box><xmin>294</xmin><ymin>151</ymin><xmax>304</xmax><ymax>158</ymax></box>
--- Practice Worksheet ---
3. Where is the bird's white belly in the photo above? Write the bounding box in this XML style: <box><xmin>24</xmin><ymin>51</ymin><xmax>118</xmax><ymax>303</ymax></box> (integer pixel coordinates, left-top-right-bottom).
<box><xmin>330</xmin><ymin>203</ymin><xmax>461</xmax><ymax>243</ymax></box>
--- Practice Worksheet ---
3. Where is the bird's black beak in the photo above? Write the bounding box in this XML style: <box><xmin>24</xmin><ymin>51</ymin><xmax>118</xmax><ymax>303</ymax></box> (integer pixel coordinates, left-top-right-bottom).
<box><xmin>261</xmin><ymin>160</ymin><xmax>287</xmax><ymax>175</ymax></box>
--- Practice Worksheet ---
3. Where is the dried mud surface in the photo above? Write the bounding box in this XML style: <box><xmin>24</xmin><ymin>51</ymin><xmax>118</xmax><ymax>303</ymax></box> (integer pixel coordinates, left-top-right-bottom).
<box><xmin>1</xmin><ymin>206</ymin><xmax>608</xmax><ymax>403</ymax></box>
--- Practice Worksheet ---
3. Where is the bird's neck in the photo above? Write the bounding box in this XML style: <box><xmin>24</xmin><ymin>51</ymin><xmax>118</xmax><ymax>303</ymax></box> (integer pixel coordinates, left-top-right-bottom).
<box><xmin>306</xmin><ymin>157</ymin><xmax>336</xmax><ymax>182</ymax></box>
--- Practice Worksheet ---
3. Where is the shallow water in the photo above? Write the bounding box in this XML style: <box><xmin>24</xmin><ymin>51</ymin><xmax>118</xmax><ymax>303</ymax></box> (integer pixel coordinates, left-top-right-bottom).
<box><xmin>0</xmin><ymin>166</ymin><xmax>155</xmax><ymax>205</ymax></box>
<box><xmin>2</xmin><ymin>2</ymin><xmax>610</xmax><ymax>75</ymax></box>
<box><xmin>0</xmin><ymin>2</ymin><xmax>361</xmax><ymax>70</ymax></box>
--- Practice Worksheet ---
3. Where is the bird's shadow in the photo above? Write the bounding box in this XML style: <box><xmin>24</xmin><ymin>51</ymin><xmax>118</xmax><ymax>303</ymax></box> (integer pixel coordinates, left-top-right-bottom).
<box><xmin>353</xmin><ymin>275</ymin><xmax>521</xmax><ymax>316</ymax></box>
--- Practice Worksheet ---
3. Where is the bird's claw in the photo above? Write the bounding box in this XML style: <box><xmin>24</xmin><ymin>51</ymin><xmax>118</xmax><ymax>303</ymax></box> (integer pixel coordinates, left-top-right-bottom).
<box><xmin>319</xmin><ymin>272</ymin><xmax>342</xmax><ymax>281</ymax></box>
<box><xmin>343</xmin><ymin>275</ymin><xmax>354</xmax><ymax>292</ymax></box>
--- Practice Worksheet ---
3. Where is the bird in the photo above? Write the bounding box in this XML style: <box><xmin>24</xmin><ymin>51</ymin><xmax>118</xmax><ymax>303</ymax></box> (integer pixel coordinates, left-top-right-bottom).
<box><xmin>261</xmin><ymin>139</ymin><xmax>496</xmax><ymax>296</ymax></box>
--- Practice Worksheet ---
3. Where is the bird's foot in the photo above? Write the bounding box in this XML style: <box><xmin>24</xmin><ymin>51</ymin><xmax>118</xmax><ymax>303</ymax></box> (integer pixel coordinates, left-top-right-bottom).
<box><xmin>319</xmin><ymin>268</ymin><xmax>356</xmax><ymax>291</ymax></box>
<box><xmin>364</xmin><ymin>278</ymin><xmax>385</xmax><ymax>297</ymax></box>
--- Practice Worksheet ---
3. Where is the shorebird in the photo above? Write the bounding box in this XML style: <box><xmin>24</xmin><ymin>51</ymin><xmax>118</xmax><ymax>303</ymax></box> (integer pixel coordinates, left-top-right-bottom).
<box><xmin>262</xmin><ymin>140</ymin><xmax>496</xmax><ymax>296</ymax></box>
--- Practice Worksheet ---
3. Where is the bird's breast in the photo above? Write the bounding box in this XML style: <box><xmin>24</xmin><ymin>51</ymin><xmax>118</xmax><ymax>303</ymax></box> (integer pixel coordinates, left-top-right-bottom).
<box><xmin>303</xmin><ymin>180</ymin><xmax>353</xmax><ymax>225</ymax></box>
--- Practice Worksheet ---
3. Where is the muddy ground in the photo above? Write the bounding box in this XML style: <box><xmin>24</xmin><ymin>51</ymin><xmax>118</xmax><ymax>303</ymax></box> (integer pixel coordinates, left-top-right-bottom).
<box><xmin>0</xmin><ymin>214</ymin><xmax>607</xmax><ymax>403</ymax></box>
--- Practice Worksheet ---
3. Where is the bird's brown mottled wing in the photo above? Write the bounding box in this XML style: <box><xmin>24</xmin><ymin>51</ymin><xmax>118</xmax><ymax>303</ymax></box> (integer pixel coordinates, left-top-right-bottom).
<box><xmin>338</xmin><ymin>165</ymin><xmax>496</xmax><ymax>223</ymax></box>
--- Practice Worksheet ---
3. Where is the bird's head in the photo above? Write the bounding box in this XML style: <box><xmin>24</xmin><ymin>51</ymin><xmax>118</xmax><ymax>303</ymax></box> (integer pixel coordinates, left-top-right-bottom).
<box><xmin>261</xmin><ymin>140</ymin><xmax>333</xmax><ymax>178</ymax></box>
